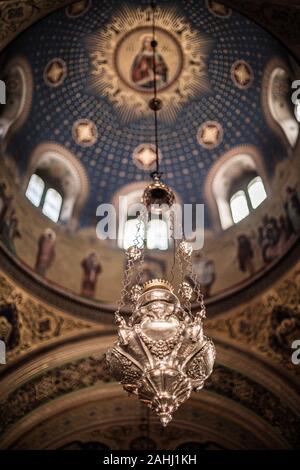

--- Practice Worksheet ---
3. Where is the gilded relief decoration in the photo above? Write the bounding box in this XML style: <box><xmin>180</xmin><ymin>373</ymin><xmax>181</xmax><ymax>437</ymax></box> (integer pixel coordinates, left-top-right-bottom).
<box><xmin>0</xmin><ymin>315</ymin><xmax>13</xmax><ymax>343</ymax></box>
<box><xmin>197</xmin><ymin>121</ymin><xmax>223</xmax><ymax>150</ymax></box>
<box><xmin>43</xmin><ymin>58</ymin><xmax>67</xmax><ymax>88</ymax></box>
<box><xmin>0</xmin><ymin>273</ymin><xmax>94</xmax><ymax>362</ymax></box>
<box><xmin>0</xmin><ymin>354</ymin><xmax>111</xmax><ymax>438</ymax></box>
<box><xmin>205</xmin><ymin>1</ymin><xmax>232</xmax><ymax>18</ymax></box>
<box><xmin>0</xmin><ymin>0</ymin><xmax>73</xmax><ymax>52</ymax></box>
<box><xmin>72</xmin><ymin>119</ymin><xmax>98</xmax><ymax>147</ymax></box>
<box><xmin>205</xmin><ymin>366</ymin><xmax>300</xmax><ymax>449</ymax></box>
<box><xmin>65</xmin><ymin>0</ymin><xmax>91</xmax><ymax>18</ymax></box>
<box><xmin>133</xmin><ymin>143</ymin><xmax>161</xmax><ymax>171</ymax></box>
<box><xmin>206</xmin><ymin>267</ymin><xmax>300</xmax><ymax>372</ymax></box>
<box><xmin>231</xmin><ymin>60</ymin><xmax>254</xmax><ymax>89</ymax></box>
<box><xmin>87</xmin><ymin>5</ymin><xmax>212</xmax><ymax>122</ymax></box>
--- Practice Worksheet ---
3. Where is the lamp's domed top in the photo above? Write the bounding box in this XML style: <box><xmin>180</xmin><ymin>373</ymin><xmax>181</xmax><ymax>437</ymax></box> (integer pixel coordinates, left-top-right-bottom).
<box><xmin>143</xmin><ymin>279</ymin><xmax>174</xmax><ymax>293</ymax></box>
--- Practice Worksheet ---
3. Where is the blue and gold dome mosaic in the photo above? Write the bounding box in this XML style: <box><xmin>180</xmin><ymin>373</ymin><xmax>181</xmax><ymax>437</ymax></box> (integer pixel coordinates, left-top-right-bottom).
<box><xmin>3</xmin><ymin>0</ymin><xmax>293</xmax><ymax>228</ymax></box>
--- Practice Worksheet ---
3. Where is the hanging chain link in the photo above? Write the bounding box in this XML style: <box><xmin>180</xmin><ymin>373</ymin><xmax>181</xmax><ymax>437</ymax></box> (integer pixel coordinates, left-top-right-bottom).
<box><xmin>177</xmin><ymin>242</ymin><xmax>191</xmax><ymax>314</ymax></box>
<box><xmin>115</xmin><ymin>207</ymin><xmax>147</xmax><ymax>321</ymax></box>
<box><xmin>115</xmin><ymin>255</ymin><xmax>134</xmax><ymax>319</ymax></box>
<box><xmin>188</xmin><ymin>252</ymin><xmax>206</xmax><ymax>318</ymax></box>
<box><xmin>176</xmin><ymin>239</ymin><xmax>206</xmax><ymax>319</ymax></box>
<box><xmin>169</xmin><ymin>209</ymin><xmax>177</xmax><ymax>284</ymax></box>
<box><xmin>133</xmin><ymin>207</ymin><xmax>147</xmax><ymax>288</ymax></box>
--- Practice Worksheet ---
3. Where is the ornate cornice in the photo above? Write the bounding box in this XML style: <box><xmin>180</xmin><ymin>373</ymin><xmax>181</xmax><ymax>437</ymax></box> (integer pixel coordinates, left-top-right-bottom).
<box><xmin>2</xmin><ymin>238</ymin><xmax>300</xmax><ymax>322</ymax></box>
<box><xmin>0</xmin><ymin>269</ymin><xmax>109</xmax><ymax>363</ymax></box>
<box><xmin>0</xmin><ymin>354</ymin><xmax>112</xmax><ymax>440</ymax></box>
<box><xmin>206</xmin><ymin>265</ymin><xmax>300</xmax><ymax>375</ymax></box>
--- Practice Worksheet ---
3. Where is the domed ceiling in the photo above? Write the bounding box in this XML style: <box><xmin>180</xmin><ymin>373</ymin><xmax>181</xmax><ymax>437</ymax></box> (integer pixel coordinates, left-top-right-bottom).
<box><xmin>0</xmin><ymin>0</ymin><xmax>300</xmax><ymax>306</ymax></box>
<box><xmin>2</xmin><ymin>0</ymin><xmax>294</xmax><ymax>226</ymax></box>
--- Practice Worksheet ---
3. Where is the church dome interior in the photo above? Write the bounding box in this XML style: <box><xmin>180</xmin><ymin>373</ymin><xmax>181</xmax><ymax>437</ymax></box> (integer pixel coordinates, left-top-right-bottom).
<box><xmin>0</xmin><ymin>0</ymin><xmax>300</xmax><ymax>452</ymax></box>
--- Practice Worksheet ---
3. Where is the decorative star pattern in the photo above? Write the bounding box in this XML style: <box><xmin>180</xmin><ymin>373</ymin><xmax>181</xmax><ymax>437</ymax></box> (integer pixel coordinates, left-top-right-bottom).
<box><xmin>133</xmin><ymin>144</ymin><xmax>160</xmax><ymax>171</ymax></box>
<box><xmin>72</xmin><ymin>119</ymin><xmax>98</xmax><ymax>147</ymax></box>
<box><xmin>231</xmin><ymin>60</ymin><xmax>254</xmax><ymax>89</ymax></box>
<box><xmin>66</xmin><ymin>0</ymin><xmax>91</xmax><ymax>18</ymax></box>
<box><xmin>43</xmin><ymin>58</ymin><xmax>67</xmax><ymax>88</ymax></box>
<box><xmin>206</xmin><ymin>0</ymin><xmax>232</xmax><ymax>18</ymax></box>
<box><xmin>197</xmin><ymin>121</ymin><xmax>223</xmax><ymax>149</ymax></box>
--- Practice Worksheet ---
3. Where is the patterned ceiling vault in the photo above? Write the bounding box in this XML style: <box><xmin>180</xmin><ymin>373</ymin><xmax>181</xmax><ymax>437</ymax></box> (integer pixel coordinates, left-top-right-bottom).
<box><xmin>1</xmin><ymin>1</ymin><xmax>300</xmax><ymax>58</ymax></box>
<box><xmin>223</xmin><ymin>0</ymin><xmax>300</xmax><ymax>59</ymax></box>
<box><xmin>0</xmin><ymin>0</ymin><xmax>299</xmax><ymax>306</ymax></box>
<box><xmin>1</xmin><ymin>0</ymin><xmax>294</xmax><ymax>227</ymax></box>
<box><xmin>87</xmin><ymin>5</ymin><xmax>211</xmax><ymax>122</ymax></box>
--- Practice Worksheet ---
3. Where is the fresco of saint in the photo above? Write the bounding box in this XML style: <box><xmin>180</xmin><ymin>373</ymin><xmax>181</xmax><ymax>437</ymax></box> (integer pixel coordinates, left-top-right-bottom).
<box><xmin>131</xmin><ymin>35</ymin><xmax>168</xmax><ymax>90</ymax></box>
<box><xmin>81</xmin><ymin>251</ymin><xmax>102</xmax><ymax>298</ymax></box>
<box><xmin>35</xmin><ymin>228</ymin><xmax>56</xmax><ymax>276</ymax></box>
<box><xmin>188</xmin><ymin>252</ymin><xmax>216</xmax><ymax>298</ymax></box>
<box><xmin>284</xmin><ymin>186</ymin><xmax>300</xmax><ymax>234</ymax></box>
<box><xmin>237</xmin><ymin>234</ymin><xmax>254</xmax><ymax>277</ymax></box>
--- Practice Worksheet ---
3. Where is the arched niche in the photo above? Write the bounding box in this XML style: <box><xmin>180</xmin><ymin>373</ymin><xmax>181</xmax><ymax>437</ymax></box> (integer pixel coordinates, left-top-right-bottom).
<box><xmin>0</xmin><ymin>56</ymin><xmax>33</xmax><ymax>143</ymax></box>
<box><xmin>262</xmin><ymin>57</ymin><xmax>299</xmax><ymax>149</ymax></box>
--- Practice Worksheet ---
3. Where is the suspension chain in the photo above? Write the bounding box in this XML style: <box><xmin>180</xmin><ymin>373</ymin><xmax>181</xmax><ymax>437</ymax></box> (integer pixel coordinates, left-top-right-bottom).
<box><xmin>176</xmin><ymin>241</ymin><xmax>206</xmax><ymax>319</ymax></box>
<box><xmin>115</xmin><ymin>207</ymin><xmax>147</xmax><ymax>320</ymax></box>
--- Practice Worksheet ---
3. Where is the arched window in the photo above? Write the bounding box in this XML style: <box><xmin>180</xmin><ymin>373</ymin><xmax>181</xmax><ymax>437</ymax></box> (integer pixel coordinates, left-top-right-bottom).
<box><xmin>247</xmin><ymin>175</ymin><xmax>267</xmax><ymax>209</ymax></box>
<box><xmin>146</xmin><ymin>219</ymin><xmax>169</xmax><ymax>250</ymax></box>
<box><xmin>229</xmin><ymin>175</ymin><xmax>267</xmax><ymax>224</ymax></box>
<box><xmin>25</xmin><ymin>172</ymin><xmax>63</xmax><ymax>222</ymax></box>
<box><xmin>205</xmin><ymin>148</ymin><xmax>269</xmax><ymax>230</ymax></box>
<box><xmin>123</xmin><ymin>217</ymin><xmax>145</xmax><ymax>250</ymax></box>
<box><xmin>121</xmin><ymin>216</ymin><xmax>169</xmax><ymax>250</ymax></box>
<box><xmin>42</xmin><ymin>188</ymin><xmax>63</xmax><ymax>222</ymax></box>
<box><xmin>120</xmin><ymin>209</ymin><xmax>169</xmax><ymax>251</ymax></box>
<box><xmin>25</xmin><ymin>174</ymin><xmax>45</xmax><ymax>207</ymax></box>
<box><xmin>230</xmin><ymin>190</ymin><xmax>249</xmax><ymax>223</ymax></box>
<box><xmin>25</xmin><ymin>143</ymin><xmax>89</xmax><ymax>229</ymax></box>
<box><xmin>114</xmin><ymin>184</ymin><xmax>173</xmax><ymax>250</ymax></box>
<box><xmin>266</xmin><ymin>65</ymin><xmax>299</xmax><ymax>147</ymax></box>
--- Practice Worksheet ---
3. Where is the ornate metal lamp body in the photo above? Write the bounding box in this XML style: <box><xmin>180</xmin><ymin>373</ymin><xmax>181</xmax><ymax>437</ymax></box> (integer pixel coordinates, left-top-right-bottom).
<box><xmin>107</xmin><ymin>243</ymin><xmax>216</xmax><ymax>426</ymax></box>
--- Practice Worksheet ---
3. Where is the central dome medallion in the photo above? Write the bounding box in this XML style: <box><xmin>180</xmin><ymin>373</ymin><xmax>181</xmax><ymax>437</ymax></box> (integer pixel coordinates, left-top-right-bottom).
<box><xmin>88</xmin><ymin>5</ymin><xmax>211</xmax><ymax>121</ymax></box>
